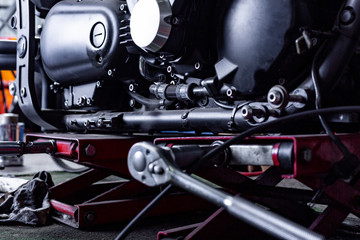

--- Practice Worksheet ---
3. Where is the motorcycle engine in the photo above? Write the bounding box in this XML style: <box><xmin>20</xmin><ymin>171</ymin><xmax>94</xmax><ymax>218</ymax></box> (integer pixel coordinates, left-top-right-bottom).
<box><xmin>20</xmin><ymin>0</ymin><xmax>349</xmax><ymax>133</ymax></box>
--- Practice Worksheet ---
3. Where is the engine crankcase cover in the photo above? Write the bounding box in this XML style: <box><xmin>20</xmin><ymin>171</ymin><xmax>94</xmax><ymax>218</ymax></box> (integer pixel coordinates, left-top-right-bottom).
<box><xmin>220</xmin><ymin>0</ymin><xmax>314</xmax><ymax>97</ymax></box>
<box><xmin>40</xmin><ymin>0</ymin><xmax>127</xmax><ymax>85</ymax></box>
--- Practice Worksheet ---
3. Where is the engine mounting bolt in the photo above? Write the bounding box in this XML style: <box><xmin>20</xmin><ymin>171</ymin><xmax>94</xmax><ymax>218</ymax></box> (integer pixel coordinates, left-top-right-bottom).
<box><xmin>167</xmin><ymin>66</ymin><xmax>172</xmax><ymax>73</ymax></box>
<box><xmin>9</xmin><ymin>83</ymin><xmax>16</xmax><ymax>96</ymax></box>
<box><xmin>97</xmin><ymin>119</ymin><xmax>104</xmax><ymax>127</ymax></box>
<box><xmin>84</xmin><ymin>144</ymin><xmax>96</xmax><ymax>157</ymax></box>
<box><xmin>340</xmin><ymin>8</ymin><xmax>355</xmax><ymax>25</ymax></box>
<box><xmin>129</xmin><ymin>98</ymin><xmax>136</xmax><ymax>107</ymax></box>
<box><xmin>20</xmin><ymin>87</ymin><xmax>26</xmax><ymax>97</ymax></box>
<box><xmin>194</xmin><ymin>62</ymin><xmax>201</xmax><ymax>70</ymax></box>
<box><xmin>96</xmin><ymin>81</ymin><xmax>102</xmax><ymax>88</ymax></box>
<box><xmin>119</xmin><ymin>4</ymin><xmax>126</xmax><ymax>11</ymax></box>
<box><xmin>129</xmin><ymin>84</ymin><xmax>135</xmax><ymax>92</ymax></box>
<box><xmin>86</xmin><ymin>98</ymin><xmax>93</xmax><ymax>105</ymax></box>
<box><xmin>77</xmin><ymin>96</ymin><xmax>87</xmax><ymax>106</ymax></box>
<box><xmin>172</xmin><ymin>17</ymin><xmax>181</xmax><ymax>25</ymax></box>
<box><xmin>226</xmin><ymin>88</ymin><xmax>237</xmax><ymax>98</ymax></box>
<box><xmin>240</xmin><ymin>105</ymin><xmax>265</xmax><ymax>120</ymax></box>
<box><xmin>17</xmin><ymin>36</ymin><xmax>27</xmax><ymax>58</ymax></box>
<box><xmin>107</xmin><ymin>69</ymin><xmax>113</xmax><ymax>76</ymax></box>
<box><xmin>268</xmin><ymin>90</ymin><xmax>283</xmax><ymax>105</ymax></box>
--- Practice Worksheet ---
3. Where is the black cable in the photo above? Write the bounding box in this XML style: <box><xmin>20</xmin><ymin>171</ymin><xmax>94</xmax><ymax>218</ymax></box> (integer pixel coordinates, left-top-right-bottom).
<box><xmin>311</xmin><ymin>42</ymin><xmax>351</xmax><ymax>157</ymax></box>
<box><xmin>0</xmin><ymin>73</ymin><xmax>8</xmax><ymax>113</ymax></box>
<box><xmin>114</xmin><ymin>184</ymin><xmax>173</xmax><ymax>240</ymax></box>
<box><xmin>115</xmin><ymin>105</ymin><xmax>360</xmax><ymax>240</ymax></box>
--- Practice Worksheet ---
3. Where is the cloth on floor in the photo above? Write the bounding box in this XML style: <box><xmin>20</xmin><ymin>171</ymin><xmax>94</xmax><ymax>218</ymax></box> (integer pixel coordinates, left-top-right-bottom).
<box><xmin>0</xmin><ymin>171</ymin><xmax>54</xmax><ymax>226</ymax></box>
<box><xmin>0</xmin><ymin>176</ymin><xmax>28</xmax><ymax>193</ymax></box>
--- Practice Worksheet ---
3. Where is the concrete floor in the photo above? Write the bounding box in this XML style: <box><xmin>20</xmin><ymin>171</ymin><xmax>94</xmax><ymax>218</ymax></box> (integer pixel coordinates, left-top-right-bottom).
<box><xmin>1</xmin><ymin>154</ymin><xmax>360</xmax><ymax>239</ymax></box>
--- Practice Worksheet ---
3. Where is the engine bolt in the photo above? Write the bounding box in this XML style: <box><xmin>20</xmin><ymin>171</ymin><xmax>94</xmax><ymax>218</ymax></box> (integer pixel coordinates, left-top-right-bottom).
<box><xmin>268</xmin><ymin>91</ymin><xmax>283</xmax><ymax>105</ymax></box>
<box><xmin>86</xmin><ymin>98</ymin><xmax>93</xmax><ymax>105</ymax></box>
<box><xmin>20</xmin><ymin>87</ymin><xmax>26</xmax><ymax>97</ymax></box>
<box><xmin>241</xmin><ymin>105</ymin><xmax>265</xmax><ymax>120</ymax></box>
<box><xmin>9</xmin><ymin>83</ymin><xmax>16</xmax><ymax>96</ymax></box>
<box><xmin>96</xmin><ymin>81</ymin><xmax>102</xmax><ymax>88</ymax></box>
<box><xmin>194</xmin><ymin>62</ymin><xmax>201</xmax><ymax>70</ymax></box>
<box><xmin>226</xmin><ymin>88</ymin><xmax>237</xmax><ymax>98</ymax></box>
<box><xmin>77</xmin><ymin>96</ymin><xmax>87</xmax><ymax>106</ymax></box>
<box><xmin>17</xmin><ymin>36</ymin><xmax>27</xmax><ymax>58</ymax></box>
<box><xmin>129</xmin><ymin>84</ymin><xmax>135</xmax><ymax>92</ymax></box>
<box><xmin>119</xmin><ymin>4</ymin><xmax>126</xmax><ymax>11</ymax></box>
<box><xmin>129</xmin><ymin>98</ymin><xmax>136</xmax><ymax>107</ymax></box>
<box><xmin>167</xmin><ymin>66</ymin><xmax>172</xmax><ymax>73</ymax></box>
<box><xmin>107</xmin><ymin>69</ymin><xmax>113</xmax><ymax>76</ymax></box>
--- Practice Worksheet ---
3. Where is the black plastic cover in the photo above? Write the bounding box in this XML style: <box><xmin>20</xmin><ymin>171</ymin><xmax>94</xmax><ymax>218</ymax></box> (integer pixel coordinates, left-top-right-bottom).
<box><xmin>219</xmin><ymin>0</ymin><xmax>316</xmax><ymax>96</ymax></box>
<box><xmin>40</xmin><ymin>0</ymin><xmax>127</xmax><ymax>85</ymax></box>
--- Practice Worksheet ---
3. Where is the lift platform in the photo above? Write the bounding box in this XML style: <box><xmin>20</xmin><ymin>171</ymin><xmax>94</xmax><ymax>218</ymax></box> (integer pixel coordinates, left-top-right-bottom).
<box><xmin>0</xmin><ymin>132</ymin><xmax>359</xmax><ymax>238</ymax></box>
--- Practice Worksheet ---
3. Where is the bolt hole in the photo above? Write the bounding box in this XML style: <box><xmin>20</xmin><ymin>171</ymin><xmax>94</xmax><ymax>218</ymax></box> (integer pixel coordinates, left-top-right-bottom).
<box><xmin>269</xmin><ymin>94</ymin><xmax>275</xmax><ymax>101</ymax></box>
<box><xmin>145</xmin><ymin>149</ymin><xmax>150</xmax><ymax>155</ymax></box>
<box><xmin>96</xmin><ymin>54</ymin><xmax>102</xmax><ymax>63</ymax></box>
<box><xmin>141</xmin><ymin>175</ymin><xmax>146</xmax><ymax>181</ymax></box>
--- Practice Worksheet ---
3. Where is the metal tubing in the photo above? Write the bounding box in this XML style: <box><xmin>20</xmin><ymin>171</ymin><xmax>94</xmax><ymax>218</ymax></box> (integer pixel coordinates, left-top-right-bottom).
<box><xmin>0</xmin><ymin>141</ymin><xmax>54</xmax><ymax>156</ymax></box>
<box><xmin>0</xmin><ymin>40</ymin><xmax>16</xmax><ymax>54</ymax></box>
<box><xmin>0</xmin><ymin>141</ymin><xmax>24</xmax><ymax>155</ymax></box>
<box><xmin>169</xmin><ymin>168</ymin><xmax>324</xmax><ymax>240</ymax></box>
<box><xmin>0</xmin><ymin>54</ymin><xmax>16</xmax><ymax>70</ymax></box>
<box><xmin>64</xmin><ymin>108</ymin><xmax>251</xmax><ymax>133</ymax></box>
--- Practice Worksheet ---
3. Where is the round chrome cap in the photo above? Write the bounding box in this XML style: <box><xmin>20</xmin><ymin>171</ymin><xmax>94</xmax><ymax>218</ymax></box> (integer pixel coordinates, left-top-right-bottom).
<box><xmin>130</xmin><ymin>0</ymin><xmax>172</xmax><ymax>52</ymax></box>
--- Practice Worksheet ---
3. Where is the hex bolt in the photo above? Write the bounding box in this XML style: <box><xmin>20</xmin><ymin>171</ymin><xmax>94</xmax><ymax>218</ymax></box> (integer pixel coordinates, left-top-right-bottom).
<box><xmin>268</xmin><ymin>90</ymin><xmax>283</xmax><ymax>106</ymax></box>
<box><xmin>241</xmin><ymin>105</ymin><xmax>265</xmax><ymax>120</ymax></box>
<box><xmin>167</xmin><ymin>66</ymin><xmax>172</xmax><ymax>73</ymax></box>
<box><xmin>119</xmin><ymin>3</ymin><xmax>126</xmax><ymax>11</ymax></box>
<box><xmin>129</xmin><ymin>84</ymin><xmax>135</xmax><ymax>92</ymax></box>
<box><xmin>84</xmin><ymin>144</ymin><xmax>96</xmax><ymax>157</ymax></box>
<box><xmin>9</xmin><ymin>83</ymin><xmax>16</xmax><ymax>96</ymax></box>
<box><xmin>86</xmin><ymin>98</ymin><xmax>93</xmax><ymax>105</ymax></box>
<box><xmin>20</xmin><ymin>87</ymin><xmax>26</xmax><ymax>97</ymax></box>
<box><xmin>226</xmin><ymin>88</ymin><xmax>237</xmax><ymax>98</ymax></box>
<box><xmin>84</xmin><ymin>211</ymin><xmax>96</xmax><ymax>223</ymax></box>
<box><xmin>194</xmin><ymin>62</ymin><xmax>201</xmax><ymax>70</ymax></box>
<box><xmin>107</xmin><ymin>69</ymin><xmax>113</xmax><ymax>76</ymax></box>
<box><xmin>129</xmin><ymin>98</ymin><xmax>136</xmax><ymax>107</ymax></box>
<box><xmin>17</xmin><ymin>36</ymin><xmax>27</xmax><ymax>58</ymax></box>
<box><xmin>77</xmin><ymin>96</ymin><xmax>87</xmax><ymax>106</ymax></box>
<box><xmin>340</xmin><ymin>8</ymin><xmax>355</xmax><ymax>25</ymax></box>
<box><xmin>96</xmin><ymin>81</ymin><xmax>102</xmax><ymax>88</ymax></box>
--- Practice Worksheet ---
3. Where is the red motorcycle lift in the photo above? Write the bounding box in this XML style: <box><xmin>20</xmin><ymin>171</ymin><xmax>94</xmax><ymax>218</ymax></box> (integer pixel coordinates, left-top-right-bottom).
<box><xmin>0</xmin><ymin>132</ymin><xmax>358</xmax><ymax>238</ymax></box>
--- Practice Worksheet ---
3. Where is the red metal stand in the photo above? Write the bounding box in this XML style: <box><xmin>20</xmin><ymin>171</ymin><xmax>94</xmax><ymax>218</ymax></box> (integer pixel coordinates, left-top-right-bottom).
<box><xmin>23</xmin><ymin>133</ymin><xmax>360</xmax><ymax>236</ymax></box>
<box><xmin>155</xmin><ymin>134</ymin><xmax>360</xmax><ymax>239</ymax></box>
<box><xmin>26</xmin><ymin>133</ymin><xmax>213</xmax><ymax>228</ymax></box>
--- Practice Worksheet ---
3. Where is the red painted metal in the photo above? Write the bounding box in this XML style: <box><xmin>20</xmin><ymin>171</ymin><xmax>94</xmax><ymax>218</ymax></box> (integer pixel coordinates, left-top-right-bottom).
<box><xmin>50</xmin><ymin>200</ymin><xmax>78</xmax><ymax>219</ymax></box>
<box><xmin>272</xmin><ymin>142</ymin><xmax>281</xmax><ymax>166</ymax></box>
<box><xmin>24</xmin><ymin>132</ymin><xmax>360</xmax><ymax>236</ymax></box>
<box><xmin>26</xmin><ymin>133</ymin><xmax>151</xmax><ymax>176</ymax></box>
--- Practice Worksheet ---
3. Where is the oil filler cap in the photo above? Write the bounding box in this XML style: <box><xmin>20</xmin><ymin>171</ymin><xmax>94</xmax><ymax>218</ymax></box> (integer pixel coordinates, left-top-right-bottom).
<box><xmin>90</xmin><ymin>22</ymin><xmax>106</xmax><ymax>48</ymax></box>
<box><xmin>130</xmin><ymin>0</ymin><xmax>172</xmax><ymax>52</ymax></box>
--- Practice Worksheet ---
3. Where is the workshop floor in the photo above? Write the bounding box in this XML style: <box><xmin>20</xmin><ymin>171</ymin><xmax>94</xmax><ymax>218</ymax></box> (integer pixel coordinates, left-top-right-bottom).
<box><xmin>1</xmin><ymin>154</ymin><xmax>360</xmax><ymax>240</ymax></box>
